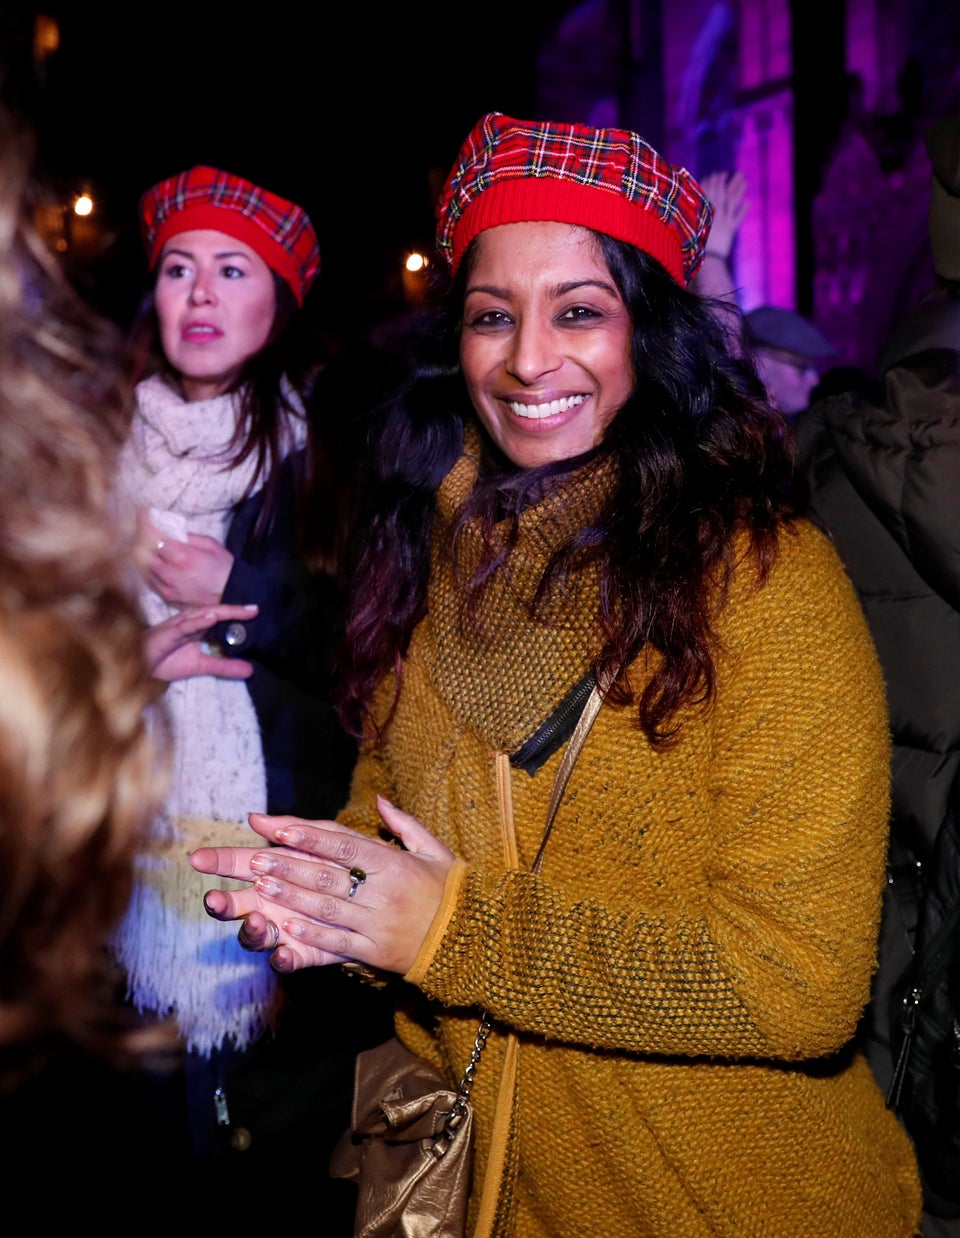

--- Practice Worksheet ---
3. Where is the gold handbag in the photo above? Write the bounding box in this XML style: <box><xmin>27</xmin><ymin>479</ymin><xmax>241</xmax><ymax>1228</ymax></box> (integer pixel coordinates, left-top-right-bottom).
<box><xmin>330</xmin><ymin>683</ymin><xmax>603</xmax><ymax>1238</ymax></box>
<box><xmin>329</xmin><ymin>1023</ymin><xmax>485</xmax><ymax>1238</ymax></box>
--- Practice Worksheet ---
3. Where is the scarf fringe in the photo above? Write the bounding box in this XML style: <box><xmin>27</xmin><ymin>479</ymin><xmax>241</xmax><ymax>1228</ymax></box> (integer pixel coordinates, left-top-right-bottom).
<box><xmin>112</xmin><ymin>814</ymin><xmax>281</xmax><ymax>1057</ymax></box>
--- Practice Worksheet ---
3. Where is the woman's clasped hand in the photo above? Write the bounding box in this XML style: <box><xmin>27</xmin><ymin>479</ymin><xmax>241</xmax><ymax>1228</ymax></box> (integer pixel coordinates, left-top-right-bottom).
<box><xmin>145</xmin><ymin>603</ymin><xmax>258</xmax><ymax>681</ymax></box>
<box><xmin>136</xmin><ymin>508</ymin><xmax>235</xmax><ymax>611</ymax></box>
<box><xmin>190</xmin><ymin>796</ymin><xmax>456</xmax><ymax>976</ymax></box>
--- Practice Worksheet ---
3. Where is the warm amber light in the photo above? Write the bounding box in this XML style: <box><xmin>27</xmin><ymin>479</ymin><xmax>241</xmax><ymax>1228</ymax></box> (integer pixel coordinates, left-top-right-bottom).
<box><xmin>73</xmin><ymin>193</ymin><xmax>93</xmax><ymax>217</ymax></box>
<box><xmin>34</xmin><ymin>15</ymin><xmax>60</xmax><ymax>58</ymax></box>
<box><xmin>405</xmin><ymin>252</ymin><xmax>427</xmax><ymax>273</ymax></box>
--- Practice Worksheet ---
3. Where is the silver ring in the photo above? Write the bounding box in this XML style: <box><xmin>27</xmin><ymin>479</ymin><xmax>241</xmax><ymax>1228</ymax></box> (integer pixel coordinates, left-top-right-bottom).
<box><xmin>348</xmin><ymin>867</ymin><xmax>367</xmax><ymax>899</ymax></box>
<box><xmin>263</xmin><ymin>919</ymin><xmax>280</xmax><ymax>951</ymax></box>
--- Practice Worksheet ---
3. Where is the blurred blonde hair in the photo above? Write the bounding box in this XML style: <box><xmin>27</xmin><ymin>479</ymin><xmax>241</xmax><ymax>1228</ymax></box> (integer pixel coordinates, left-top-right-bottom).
<box><xmin>0</xmin><ymin>108</ymin><xmax>168</xmax><ymax>1081</ymax></box>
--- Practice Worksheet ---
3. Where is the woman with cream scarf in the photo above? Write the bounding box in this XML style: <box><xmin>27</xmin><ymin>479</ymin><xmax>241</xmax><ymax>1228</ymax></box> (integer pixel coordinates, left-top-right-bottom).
<box><xmin>112</xmin><ymin>167</ymin><xmax>376</xmax><ymax>1196</ymax></box>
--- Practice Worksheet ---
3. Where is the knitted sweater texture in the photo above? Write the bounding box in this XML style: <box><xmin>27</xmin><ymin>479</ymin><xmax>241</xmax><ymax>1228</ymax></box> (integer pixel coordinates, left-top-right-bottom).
<box><xmin>339</xmin><ymin>437</ymin><xmax>922</xmax><ymax>1237</ymax></box>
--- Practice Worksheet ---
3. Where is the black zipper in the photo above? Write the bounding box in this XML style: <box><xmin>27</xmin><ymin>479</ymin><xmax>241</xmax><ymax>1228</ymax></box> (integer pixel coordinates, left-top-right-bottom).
<box><xmin>510</xmin><ymin>670</ymin><xmax>597</xmax><ymax>775</ymax></box>
<box><xmin>886</xmin><ymin>889</ymin><xmax>960</xmax><ymax>1109</ymax></box>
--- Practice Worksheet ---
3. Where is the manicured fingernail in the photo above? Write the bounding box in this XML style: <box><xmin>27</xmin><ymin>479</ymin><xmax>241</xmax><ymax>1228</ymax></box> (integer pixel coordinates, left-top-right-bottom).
<box><xmin>275</xmin><ymin>826</ymin><xmax>303</xmax><ymax>845</ymax></box>
<box><xmin>243</xmin><ymin>604</ymin><xmax>258</xmax><ymax>611</ymax></box>
<box><xmin>283</xmin><ymin>920</ymin><xmax>304</xmax><ymax>937</ymax></box>
<box><xmin>250</xmin><ymin>853</ymin><xmax>275</xmax><ymax>874</ymax></box>
<box><xmin>255</xmin><ymin>876</ymin><xmax>280</xmax><ymax>897</ymax></box>
<box><xmin>203</xmin><ymin>893</ymin><xmax>218</xmax><ymax>914</ymax></box>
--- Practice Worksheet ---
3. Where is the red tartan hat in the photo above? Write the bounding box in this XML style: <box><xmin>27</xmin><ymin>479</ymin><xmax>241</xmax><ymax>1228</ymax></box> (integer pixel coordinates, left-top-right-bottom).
<box><xmin>139</xmin><ymin>166</ymin><xmax>320</xmax><ymax>306</ymax></box>
<box><xmin>436</xmin><ymin>113</ymin><xmax>712</xmax><ymax>287</ymax></box>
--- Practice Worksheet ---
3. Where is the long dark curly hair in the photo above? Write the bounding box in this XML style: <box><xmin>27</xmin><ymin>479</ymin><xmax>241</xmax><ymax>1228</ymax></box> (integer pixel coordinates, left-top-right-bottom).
<box><xmin>338</xmin><ymin>230</ymin><xmax>804</xmax><ymax>745</ymax></box>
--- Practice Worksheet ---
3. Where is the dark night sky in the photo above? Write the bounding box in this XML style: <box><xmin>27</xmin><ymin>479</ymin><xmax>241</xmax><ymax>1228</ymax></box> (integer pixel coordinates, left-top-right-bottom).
<box><xmin>7</xmin><ymin>5</ymin><xmax>566</xmax><ymax>334</ymax></box>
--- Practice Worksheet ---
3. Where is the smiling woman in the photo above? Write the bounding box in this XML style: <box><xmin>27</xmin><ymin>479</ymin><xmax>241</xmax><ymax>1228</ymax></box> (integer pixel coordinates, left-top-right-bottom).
<box><xmin>189</xmin><ymin>113</ymin><xmax>922</xmax><ymax>1235</ymax></box>
<box><xmin>459</xmin><ymin>220</ymin><xmax>634</xmax><ymax>468</ymax></box>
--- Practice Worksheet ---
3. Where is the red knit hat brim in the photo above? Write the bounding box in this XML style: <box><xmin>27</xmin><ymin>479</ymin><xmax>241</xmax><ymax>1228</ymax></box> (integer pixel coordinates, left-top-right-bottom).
<box><xmin>148</xmin><ymin>203</ymin><xmax>306</xmax><ymax>306</ymax></box>
<box><xmin>450</xmin><ymin>176</ymin><xmax>684</xmax><ymax>284</ymax></box>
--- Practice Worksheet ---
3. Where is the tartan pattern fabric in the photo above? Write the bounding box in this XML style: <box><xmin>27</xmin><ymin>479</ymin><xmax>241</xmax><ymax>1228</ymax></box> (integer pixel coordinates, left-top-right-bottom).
<box><xmin>436</xmin><ymin>112</ymin><xmax>712</xmax><ymax>286</ymax></box>
<box><xmin>140</xmin><ymin>165</ymin><xmax>320</xmax><ymax>305</ymax></box>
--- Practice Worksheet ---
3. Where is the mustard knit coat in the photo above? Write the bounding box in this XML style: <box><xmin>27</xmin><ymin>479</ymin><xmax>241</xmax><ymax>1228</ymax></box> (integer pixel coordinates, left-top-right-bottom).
<box><xmin>338</xmin><ymin>437</ymin><xmax>922</xmax><ymax>1237</ymax></box>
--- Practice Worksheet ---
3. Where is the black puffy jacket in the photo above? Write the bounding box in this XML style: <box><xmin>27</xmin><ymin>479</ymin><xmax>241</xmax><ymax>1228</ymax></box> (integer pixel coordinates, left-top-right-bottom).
<box><xmin>796</xmin><ymin>340</ymin><xmax>960</xmax><ymax>1219</ymax></box>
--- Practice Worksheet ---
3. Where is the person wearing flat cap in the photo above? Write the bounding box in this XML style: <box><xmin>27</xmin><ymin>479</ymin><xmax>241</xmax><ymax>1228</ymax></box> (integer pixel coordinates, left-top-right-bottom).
<box><xmin>797</xmin><ymin>114</ymin><xmax>960</xmax><ymax>1236</ymax></box>
<box><xmin>190</xmin><ymin>114</ymin><xmax>920</xmax><ymax>1235</ymax></box>
<box><xmin>745</xmin><ymin>304</ymin><xmax>837</xmax><ymax>419</ymax></box>
<box><xmin>690</xmin><ymin>170</ymin><xmax>839</xmax><ymax>421</ymax></box>
<box><xmin>110</xmin><ymin>166</ymin><xmax>385</xmax><ymax>1201</ymax></box>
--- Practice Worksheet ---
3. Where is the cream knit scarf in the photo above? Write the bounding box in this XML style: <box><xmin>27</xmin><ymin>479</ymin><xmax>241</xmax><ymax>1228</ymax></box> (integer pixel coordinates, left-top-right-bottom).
<box><xmin>113</xmin><ymin>374</ymin><xmax>306</xmax><ymax>1056</ymax></box>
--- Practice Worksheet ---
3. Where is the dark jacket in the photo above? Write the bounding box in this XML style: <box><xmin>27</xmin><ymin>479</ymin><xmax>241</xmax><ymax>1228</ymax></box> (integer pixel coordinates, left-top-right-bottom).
<box><xmin>205</xmin><ymin>448</ymin><xmax>357</xmax><ymax>819</ymax></box>
<box><xmin>198</xmin><ymin>448</ymin><xmax>391</xmax><ymax>1186</ymax></box>
<box><xmin>796</xmin><ymin>341</ymin><xmax>960</xmax><ymax>1221</ymax></box>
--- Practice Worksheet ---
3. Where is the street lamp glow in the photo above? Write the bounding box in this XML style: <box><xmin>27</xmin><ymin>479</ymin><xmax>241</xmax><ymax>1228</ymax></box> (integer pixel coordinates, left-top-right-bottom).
<box><xmin>73</xmin><ymin>193</ymin><xmax>93</xmax><ymax>217</ymax></box>
<box><xmin>405</xmin><ymin>251</ymin><xmax>427</xmax><ymax>273</ymax></box>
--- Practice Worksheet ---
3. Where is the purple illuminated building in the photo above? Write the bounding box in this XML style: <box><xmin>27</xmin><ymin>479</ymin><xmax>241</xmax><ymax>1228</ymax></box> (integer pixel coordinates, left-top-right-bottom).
<box><xmin>533</xmin><ymin>0</ymin><xmax>960</xmax><ymax>375</ymax></box>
